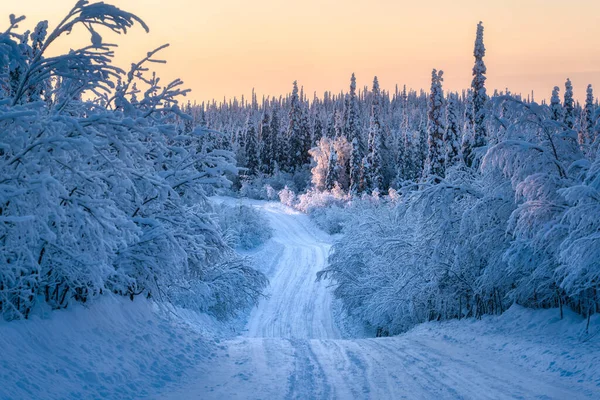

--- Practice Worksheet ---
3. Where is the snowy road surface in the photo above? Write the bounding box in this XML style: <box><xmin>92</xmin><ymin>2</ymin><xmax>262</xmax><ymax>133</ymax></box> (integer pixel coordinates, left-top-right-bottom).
<box><xmin>162</xmin><ymin>199</ymin><xmax>596</xmax><ymax>400</ymax></box>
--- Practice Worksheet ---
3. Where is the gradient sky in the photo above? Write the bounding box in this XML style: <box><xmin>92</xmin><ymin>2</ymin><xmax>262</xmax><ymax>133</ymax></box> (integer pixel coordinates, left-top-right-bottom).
<box><xmin>2</xmin><ymin>0</ymin><xmax>599</xmax><ymax>104</ymax></box>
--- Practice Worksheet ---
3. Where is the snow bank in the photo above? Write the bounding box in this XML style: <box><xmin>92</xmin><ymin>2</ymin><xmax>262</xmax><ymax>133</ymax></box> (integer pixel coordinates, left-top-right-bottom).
<box><xmin>0</xmin><ymin>296</ymin><xmax>226</xmax><ymax>400</ymax></box>
<box><xmin>408</xmin><ymin>304</ymin><xmax>600</xmax><ymax>392</ymax></box>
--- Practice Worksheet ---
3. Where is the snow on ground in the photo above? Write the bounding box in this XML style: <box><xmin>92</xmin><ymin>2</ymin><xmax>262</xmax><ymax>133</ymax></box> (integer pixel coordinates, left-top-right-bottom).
<box><xmin>0</xmin><ymin>296</ymin><xmax>238</xmax><ymax>400</ymax></box>
<box><xmin>1</xmin><ymin>198</ymin><xmax>598</xmax><ymax>399</ymax></box>
<box><xmin>160</xmin><ymin>199</ymin><xmax>600</xmax><ymax>400</ymax></box>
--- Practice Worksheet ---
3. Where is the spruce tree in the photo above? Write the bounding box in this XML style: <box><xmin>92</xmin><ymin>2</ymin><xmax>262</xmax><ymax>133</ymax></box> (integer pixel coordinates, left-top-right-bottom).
<box><xmin>313</xmin><ymin>115</ymin><xmax>324</xmax><ymax>145</ymax></box>
<box><xmin>564</xmin><ymin>78</ymin><xmax>575</xmax><ymax>129</ymax></box>
<box><xmin>259</xmin><ymin>111</ymin><xmax>272</xmax><ymax>174</ymax></box>
<box><xmin>550</xmin><ymin>86</ymin><xmax>563</xmax><ymax>122</ymax></box>
<box><xmin>404</xmin><ymin>130</ymin><xmax>421</xmax><ymax>182</ymax></box>
<box><xmin>347</xmin><ymin>73</ymin><xmax>364</xmax><ymax>194</ymax></box>
<box><xmin>287</xmin><ymin>81</ymin><xmax>303</xmax><ymax>170</ymax></box>
<box><xmin>471</xmin><ymin>22</ymin><xmax>487</xmax><ymax>155</ymax></box>
<box><xmin>299</xmin><ymin>104</ymin><xmax>312</xmax><ymax>165</ymax></box>
<box><xmin>245</xmin><ymin>121</ymin><xmax>260</xmax><ymax>176</ymax></box>
<box><xmin>445</xmin><ymin>92</ymin><xmax>461</xmax><ymax>168</ymax></box>
<box><xmin>395</xmin><ymin>110</ymin><xmax>409</xmax><ymax>183</ymax></box>
<box><xmin>270</xmin><ymin>106</ymin><xmax>282</xmax><ymax>172</ymax></box>
<box><xmin>580</xmin><ymin>84</ymin><xmax>594</xmax><ymax>151</ymax></box>
<box><xmin>325</xmin><ymin>142</ymin><xmax>339</xmax><ymax>190</ymax></box>
<box><xmin>349</xmin><ymin>138</ymin><xmax>362</xmax><ymax>194</ymax></box>
<box><xmin>461</xmin><ymin>89</ymin><xmax>476</xmax><ymax>166</ymax></box>
<box><xmin>368</xmin><ymin>76</ymin><xmax>385</xmax><ymax>191</ymax></box>
<box><xmin>424</xmin><ymin>69</ymin><xmax>446</xmax><ymax>180</ymax></box>
<box><xmin>417</xmin><ymin>116</ymin><xmax>428</xmax><ymax>175</ymax></box>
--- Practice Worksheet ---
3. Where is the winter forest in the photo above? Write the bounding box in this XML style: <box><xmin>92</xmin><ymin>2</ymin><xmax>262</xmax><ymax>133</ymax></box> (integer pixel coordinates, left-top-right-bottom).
<box><xmin>1</xmin><ymin>1</ymin><xmax>599</xmax><ymax>399</ymax></box>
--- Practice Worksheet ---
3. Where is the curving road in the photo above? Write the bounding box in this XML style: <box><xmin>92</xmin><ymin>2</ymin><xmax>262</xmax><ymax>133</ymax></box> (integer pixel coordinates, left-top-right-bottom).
<box><xmin>162</xmin><ymin>199</ymin><xmax>596</xmax><ymax>400</ymax></box>
<box><xmin>244</xmin><ymin>202</ymin><xmax>340</xmax><ymax>340</ymax></box>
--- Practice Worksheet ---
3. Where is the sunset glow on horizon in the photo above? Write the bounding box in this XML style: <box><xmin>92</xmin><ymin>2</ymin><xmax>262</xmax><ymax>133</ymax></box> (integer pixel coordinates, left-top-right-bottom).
<box><xmin>2</xmin><ymin>0</ymin><xmax>599</xmax><ymax>103</ymax></box>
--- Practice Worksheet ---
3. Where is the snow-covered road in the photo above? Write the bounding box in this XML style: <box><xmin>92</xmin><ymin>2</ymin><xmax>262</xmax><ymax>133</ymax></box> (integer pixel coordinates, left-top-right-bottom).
<box><xmin>162</xmin><ymin>200</ymin><xmax>596</xmax><ymax>400</ymax></box>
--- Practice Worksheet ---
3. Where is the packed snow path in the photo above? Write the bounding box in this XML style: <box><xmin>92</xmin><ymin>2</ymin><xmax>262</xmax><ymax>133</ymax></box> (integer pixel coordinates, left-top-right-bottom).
<box><xmin>163</xmin><ymin>200</ymin><xmax>595</xmax><ymax>400</ymax></box>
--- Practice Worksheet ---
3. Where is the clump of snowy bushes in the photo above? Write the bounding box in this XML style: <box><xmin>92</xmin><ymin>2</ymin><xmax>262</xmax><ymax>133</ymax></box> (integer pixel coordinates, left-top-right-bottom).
<box><xmin>278</xmin><ymin>185</ymin><xmax>397</xmax><ymax>235</ymax></box>
<box><xmin>235</xmin><ymin>167</ymin><xmax>311</xmax><ymax>201</ymax></box>
<box><xmin>0</xmin><ymin>1</ymin><xmax>266</xmax><ymax>321</ymax></box>
<box><xmin>293</xmin><ymin>187</ymin><xmax>352</xmax><ymax>234</ymax></box>
<box><xmin>213</xmin><ymin>203</ymin><xmax>273</xmax><ymax>250</ymax></box>
<box><xmin>319</xmin><ymin>97</ymin><xmax>600</xmax><ymax>335</ymax></box>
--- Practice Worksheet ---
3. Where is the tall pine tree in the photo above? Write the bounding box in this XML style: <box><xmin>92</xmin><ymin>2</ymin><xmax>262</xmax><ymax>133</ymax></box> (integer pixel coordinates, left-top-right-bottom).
<box><xmin>470</xmin><ymin>21</ymin><xmax>487</xmax><ymax>166</ymax></box>
<box><xmin>580</xmin><ymin>84</ymin><xmax>595</xmax><ymax>153</ymax></box>
<box><xmin>368</xmin><ymin>76</ymin><xmax>385</xmax><ymax>191</ymax></box>
<box><xmin>259</xmin><ymin>111</ymin><xmax>272</xmax><ymax>174</ymax></box>
<box><xmin>424</xmin><ymin>69</ymin><xmax>446</xmax><ymax>180</ymax></box>
<box><xmin>550</xmin><ymin>86</ymin><xmax>563</xmax><ymax>122</ymax></box>
<box><xmin>347</xmin><ymin>73</ymin><xmax>364</xmax><ymax>194</ymax></box>
<box><xmin>563</xmin><ymin>78</ymin><xmax>575</xmax><ymax>129</ymax></box>
<box><xmin>445</xmin><ymin>92</ymin><xmax>461</xmax><ymax>168</ymax></box>
<box><xmin>245</xmin><ymin>120</ymin><xmax>260</xmax><ymax>176</ymax></box>
<box><xmin>287</xmin><ymin>81</ymin><xmax>303</xmax><ymax>171</ymax></box>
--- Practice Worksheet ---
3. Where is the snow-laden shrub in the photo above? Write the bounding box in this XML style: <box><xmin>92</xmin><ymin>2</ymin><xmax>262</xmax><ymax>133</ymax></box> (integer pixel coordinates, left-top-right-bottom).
<box><xmin>309</xmin><ymin>205</ymin><xmax>348</xmax><ymax>234</ymax></box>
<box><xmin>213</xmin><ymin>203</ymin><xmax>273</xmax><ymax>250</ymax></box>
<box><xmin>319</xmin><ymin>96</ymin><xmax>600</xmax><ymax>335</ymax></box>
<box><xmin>295</xmin><ymin>188</ymin><xmax>349</xmax><ymax>214</ymax></box>
<box><xmin>0</xmin><ymin>1</ymin><xmax>266</xmax><ymax>321</ymax></box>
<box><xmin>278</xmin><ymin>186</ymin><xmax>296</xmax><ymax>207</ymax></box>
<box><xmin>264</xmin><ymin>184</ymin><xmax>278</xmax><ymax>200</ymax></box>
<box><xmin>236</xmin><ymin>171</ymin><xmax>303</xmax><ymax>200</ymax></box>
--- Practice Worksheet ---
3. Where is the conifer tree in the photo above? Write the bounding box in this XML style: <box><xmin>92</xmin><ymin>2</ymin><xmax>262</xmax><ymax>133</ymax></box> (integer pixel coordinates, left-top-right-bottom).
<box><xmin>245</xmin><ymin>121</ymin><xmax>260</xmax><ymax>176</ymax></box>
<box><xmin>445</xmin><ymin>92</ymin><xmax>461</xmax><ymax>168</ymax></box>
<box><xmin>346</xmin><ymin>73</ymin><xmax>364</xmax><ymax>194</ymax></box>
<box><xmin>368</xmin><ymin>76</ymin><xmax>385</xmax><ymax>191</ymax></box>
<box><xmin>580</xmin><ymin>84</ymin><xmax>595</xmax><ymax>152</ymax></box>
<box><xmin>236</xmin><ymin>126</ymin><xmax>246</xmax><ymax>165</ymax></box>
<box><xmin>424</xmin><ymin>69</ymin><xmax>446</xmax><ymax>180</ymax></box>
<box><xmin>550</xmin><ymin>86</ymin><xmax>563</xmax><ymax>122</ymax></box>
<box><xmin>360</xmin><ymin>157</ymin><xmax>371</xmax><ymax>193</ymax></box>
<box><xmin>349</xmin><ymin>138</ymin><xmax>362</xmax><ymax>194</ymax></box>
<box><xmin>287</xmin><ymin>81</ymin><xmax>303</xmax><ymax>170</ymax></box>
<box><xmin>471</xmin><ymin>22</ymin><xmax>487</xmax><ymax>156</ymax></box>
<box><xmin>406</xmin><ymin>131</ymin><xmax>421</xmax><ymax>181</ymax></box>
<box><xmin>326</xmin><ymin>114</ymin><xmax>336</xmax><ymax>139</ymax></box>
<box><xmin>461</xmin><ymin>89</ymin><xmax>476</xmax><ymax>166</ymax></box>
<box><xmin>299</xmin><ymin>104</ymin><xmax>312</xmax><ymax>165</ymax></box>
<box><xmin>395</xmin><ymin>111</ymin><xmax>409</xmax><ymax>183</ymax></box>
<box><xmin>259</xmin><ymin>111</ymin><xmax>272</xmax><ymax>173</ymax></box>
<box><xmin>417</xmin><ymin>116</ymin><xmax>428</xmax><ymax>175</ymax></box>
<box><xmin>313</xmin><ymin>115</ymin><xmax>324</xmax><ymax>145</ymax></box>
<box><xmin>564</xmin><ymin>78</ymin><xmax>575</xmax><ymax>129</ymax></box>
<box><xmin>325</xmin><ymin>142</ymin><xmax>339</xmax><ymax>190</ymax></box>
<box><xmin>270</xmin><ymin>106</ymin><xmax>283</xmax><ymax>172</ymax></box>
<box><xmin>345</xmin><ymin>73</ymin><xmax>361</xmax><ymax>145</ymax></box>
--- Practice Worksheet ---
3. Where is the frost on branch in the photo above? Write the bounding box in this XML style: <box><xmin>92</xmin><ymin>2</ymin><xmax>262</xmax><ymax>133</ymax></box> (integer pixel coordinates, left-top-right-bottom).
<box><xmin>0</xmin><ymin>1</ymin><xmax>266</xmax><ymax>321</ymax></box>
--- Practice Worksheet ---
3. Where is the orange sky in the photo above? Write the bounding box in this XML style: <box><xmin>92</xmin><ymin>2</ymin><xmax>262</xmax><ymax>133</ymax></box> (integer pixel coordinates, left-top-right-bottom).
<box><xmin>2</xmin><ymin>0</ymin><xmax>599</xmax><ymax>104</ymax></box>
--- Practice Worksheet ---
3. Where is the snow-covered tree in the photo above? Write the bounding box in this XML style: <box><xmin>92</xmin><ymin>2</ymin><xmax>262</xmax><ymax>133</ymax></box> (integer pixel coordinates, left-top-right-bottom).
<box><xmin>462</xmin><ymin>89</ymin><xmax>476</xmax><ymax>166</ymax></box>
<box><xmin>288</xmin><ymin>81</ymin><xmax>303</xmax><ymax>171</ymax></box>
<box><xmin>346</xmin><ymin>73</ymin><xmax>364</xmax><ymax>194</ymax></box>
<box><xmin>368</xmin><ymin>76</ymin><xmax>385</xmax><ymax>191</ymax></box>
<box><xmin>0</xmin><ymin>1</ymin><xmax>267</xmax><ymax>321</ymax></box>
<box><xmin>245</xmin><ymin>120</ymin><xmax>260</xmax><ymax>176</ymax></box>
<box><xmin>259</xmin><ymin>111</ymin><xmax>272</xmax><ymax>173</ymax></box>
<box><xmin>424</xmin><ymin>69</ymin><xmax>446</xmax><ymax>180</ymax></box>
<box><xmin>325</xmin><ymin>142</ymin><xmax>339</xmax><ymax>190</ymax></box>
<box><xmin>550</xmin><ymin>86</ymin><xmax>563</xmax><ymax>122</ymax></box>
<box><xmin>471</xmin><ymin>21</ymin><xmax>487</xmax><ymax>165</ymax></box>
<box><xmin>445</xmin><ymin>92</ymin><xmax>462</xmax><ymax>168</ymax></box>
<box><xmin>580</xmin><ymin>84</ymin><xmax>595</xmax><ymax>154</ymax></box>
<box><xmin>270</xmin><ymin>105</ymin><xmax>282</xmax><ymax>172</ymax></box>
<box><xmin>563</xmin><ymin>78</ymin><xmax>575</xmax><ymax>129</ymax></box>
